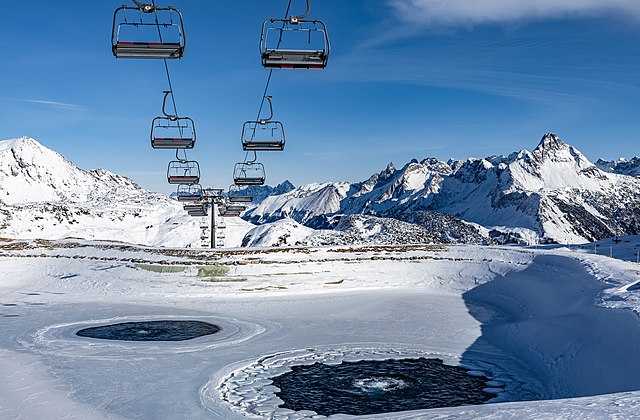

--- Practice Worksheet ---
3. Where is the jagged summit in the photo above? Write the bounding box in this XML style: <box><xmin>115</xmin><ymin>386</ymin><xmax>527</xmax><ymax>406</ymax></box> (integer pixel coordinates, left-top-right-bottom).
<box><xmin>535</xmin><ymin>132</ymin><xmax>565</xmax><ymax>152</ymax></box>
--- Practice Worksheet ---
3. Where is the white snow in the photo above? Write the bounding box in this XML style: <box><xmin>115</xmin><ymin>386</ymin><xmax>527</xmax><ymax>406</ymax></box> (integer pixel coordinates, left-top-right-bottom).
<box><xmin>2</xmin><ymin>238</ymin><xmax>640</xmax><ymax>419</ymax></box>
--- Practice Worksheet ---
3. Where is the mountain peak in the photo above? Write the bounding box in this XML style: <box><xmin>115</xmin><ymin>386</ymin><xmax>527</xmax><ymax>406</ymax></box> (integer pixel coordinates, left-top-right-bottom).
<box><xmin>0</xmin><ymin>136</ymin><xmax>147</xmax><ymax>205</ymax></box>
<box><xmin>0</xmin><ymin>136</ymin><xmax>41</xmax><ymax>152</ymax></box>
<box><xmin>535</xmin><ymin>133</ymin><xmax>566</xmax><ymax>154</ymax></box>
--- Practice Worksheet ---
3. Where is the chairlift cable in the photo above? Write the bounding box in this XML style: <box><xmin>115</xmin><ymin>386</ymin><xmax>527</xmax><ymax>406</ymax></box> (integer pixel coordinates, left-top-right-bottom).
<box><xmin>151</xmin><ymin>0</ymin><xmax>180</xmax><ymax>120</ymax></box>
<box><xmin>149</xmin><ymin>0</ymin><xmax>190</xmax><ymax>164</ymax></box>
<box><xmin>243</xmin><ymin>0</ymin><xmax>293</xmax><ymax>164</ymax></box>
<box><xmin>256</xmin><ymin>0</ymin><xmax>292</xmax><ymax>122</ymax></box>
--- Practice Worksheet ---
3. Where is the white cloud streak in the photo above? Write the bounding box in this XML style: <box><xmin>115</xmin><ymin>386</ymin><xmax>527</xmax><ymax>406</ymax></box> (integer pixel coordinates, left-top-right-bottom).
<box><xmin>389</xmin><ymin>0</ymin><xmax>640</xmax><ymax>26</ymax></box>
<box><xmin>20</xmin><ymin>99</ymin><xmax>84</xmax><ymax>111</ymax></box>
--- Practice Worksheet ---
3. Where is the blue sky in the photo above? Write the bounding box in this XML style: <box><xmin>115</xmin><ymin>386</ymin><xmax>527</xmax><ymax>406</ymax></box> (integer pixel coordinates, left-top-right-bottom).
<box><xmin>2</xmin><ymin>0</ymin><xmax>639</xmax><ymax>193</ymax></box>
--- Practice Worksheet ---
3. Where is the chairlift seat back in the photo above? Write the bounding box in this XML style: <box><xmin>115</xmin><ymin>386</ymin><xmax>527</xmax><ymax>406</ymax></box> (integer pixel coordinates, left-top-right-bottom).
<box><xmin>113</xmin><ymin>42</ymin><xmax>183</xmax><ymax>59</ymax></box>
<box><xmin>229</xmin><ymin>195</ymin><xmax>253</xmax><ymax>203</ymax></box>
<box><xmin>262</xmin><ymin>49</ymin><xmax>327</xmax><ymax>69</ymax></box>
<box><xmin>168</xmin><ymin>175</ymin><xmax>199</xmax><ymax>185</ymax></box>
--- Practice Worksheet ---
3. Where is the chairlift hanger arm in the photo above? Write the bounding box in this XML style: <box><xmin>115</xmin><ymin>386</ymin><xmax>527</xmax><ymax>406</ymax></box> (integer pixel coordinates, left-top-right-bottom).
<box><xmin>246</xmin><ymin>151</ymin><xmax>258</xmax><ymax>164</ymax></box>
<box><xmin>131</xmin><ymin>0</ymin><xmax>155</xmax><ymax>13</ymax></box>
<box><xmin>162</xmin><ymin>90</ymin><xmax>177</xmax><ymax>119</ymax></box>
<box><xmin>291</xmin><ymin>0</ymin><xmax>311</xmax><ymax>23</ymax></box>
<box><xmin>175</xmin><ymin>149</ymin><xmax>188</xmax><ymax>162</ymax></box>
<box><xmin>261</xmin><ymin>96</ymin><xmax>273</xmax><ymax>123</ymax></box>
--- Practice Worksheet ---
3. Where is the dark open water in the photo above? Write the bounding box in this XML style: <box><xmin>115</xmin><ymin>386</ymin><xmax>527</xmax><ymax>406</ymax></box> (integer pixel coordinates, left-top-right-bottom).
<box><xmin>271</xmin><ymin>358</ymin><xmax>495</xmax><ymax>416</ymax></box>
<box><xmin>76</xmin><ymin>320</ymin><xmax>220</xmax><ymax>341</ymax></box>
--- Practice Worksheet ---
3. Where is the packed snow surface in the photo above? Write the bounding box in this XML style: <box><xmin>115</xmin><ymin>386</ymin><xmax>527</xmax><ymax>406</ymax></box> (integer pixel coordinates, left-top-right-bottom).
<box><xmin>2</xmin><ymin>238</ymin><xmax>640</xmax><ymax>419</ymax></box>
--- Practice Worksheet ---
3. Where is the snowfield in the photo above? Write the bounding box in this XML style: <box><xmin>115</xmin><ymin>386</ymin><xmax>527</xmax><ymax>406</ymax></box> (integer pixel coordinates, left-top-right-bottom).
<box><xmin>2</xmin><ymin>239</ymin><xmax>640</xmax><ymax>419</ymax></box>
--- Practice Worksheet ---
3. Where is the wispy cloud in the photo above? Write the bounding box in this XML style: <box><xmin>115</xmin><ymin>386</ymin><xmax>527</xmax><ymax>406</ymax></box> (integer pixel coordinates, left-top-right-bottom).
<box><xmin>389</xmin><ymin>0</ymin><xmax>640</xmax><ymax>26</ymax></box>
<box><xmin>20</xmin><ymin>99</ymin><xmax>84</xmax><ymax>111</ymax></box>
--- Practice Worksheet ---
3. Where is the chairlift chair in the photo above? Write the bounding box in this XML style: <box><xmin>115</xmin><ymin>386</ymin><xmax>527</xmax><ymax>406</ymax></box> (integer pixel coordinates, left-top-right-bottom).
<box><xmin>168</xmin><ymin>160</ymin><xmax>200</xmax><ymax>185</ymax></box>
<box><xmin>233</xmin><ymin>162</ymin><xmax>266</xmax><ymax>186</ymax></box>
<box><xmin>185</xmin><ymin>202</ymin><xmax>207</xmax><ymax>217</ymax></box>
<box><xmin>151</xmin><ymin>91</ymin><xmax>196</xmax><ymax>149</ymax></box>
<box><xmin>176</xmin><ymin>184</ymin><xmax>203</xmax><ymax>202</ymax></box>
<box><xmin>228</xmin><ymin>185</ymin><xmax>253</xmax><ymax>203</ymax></box>
<box><xmin>151</xmin><ymin>117</ymin><xmax>195</xmax><ymax>149</ymax></box>
<box><xmin>220</xmin><ymin>210</ymin><xmax>241</xmax><ymax>217</ymax></box>
<box><xmin>260</xmin><ymin>1</ymin><xmax>330</xmax><ymax>69</ymax></box>
<box><xmin>242</xmin><ymin>96</ymin><xmax>285</xmax><ymax>151</ymax></box>
<box><xmin>183</xmin><ymin>202</ymin><xmax>206</xmax><ymax>211</ymax></box>
<box><xmin>112</xmin><ymin>2</ymin><xmax>186</xmax><ymax>59</ymax></box>
<box><xmin>226</xmin><ymin>205</ymin><xmax>247</xmax><ymax>213</ymax></box>
<box><xmin>188</xmin><ymin>210</ymin><xmax>207</xmax><ymax>217</ymax></box>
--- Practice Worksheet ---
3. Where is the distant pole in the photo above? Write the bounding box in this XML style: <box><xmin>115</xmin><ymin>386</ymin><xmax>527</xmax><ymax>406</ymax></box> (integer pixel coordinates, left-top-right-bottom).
<box><xmin>210</xmin><ymin>201</ymin><xmax>216</xmax><ymax>250</ymax></box>
<box><xmin>637</xmin><ymin>251</ymin><xmax>639</xmax><ymax>264</ymax></box>
<box><xmin>594</xmin><ymin>243</ymin><xmax>597</xmax><ymax>254</ymax></box>
<box><xmin>610</xmin><ymin>246</ymin><xmax>613</xmax><ymax>258</ymax></box>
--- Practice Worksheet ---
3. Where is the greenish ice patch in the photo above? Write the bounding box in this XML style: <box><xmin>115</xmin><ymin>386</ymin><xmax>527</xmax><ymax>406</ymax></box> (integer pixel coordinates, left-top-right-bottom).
<box><xmin>137</xmin><ymin>264</ymin><xmax>188</xmax><ymax>273</ymax></box>
<box><xmin>197</xmin><ymin>266</ymin><xmax>230</xmax><ymax>277</ymax></box>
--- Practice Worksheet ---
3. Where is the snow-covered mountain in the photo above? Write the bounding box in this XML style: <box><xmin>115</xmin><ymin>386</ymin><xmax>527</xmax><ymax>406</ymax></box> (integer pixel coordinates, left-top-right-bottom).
<box><xmin>245</xmin><ymin>182</ymin><xmax>351</xmax><ymax>225</ymax></box>
<box><xmin>3</xmin><ymin>134</ymin><xmax>638</xmax><ymax>247</ymax></box>
<box><xmin>0</xmin><ymin>137</ymin><xmax>254</xmax><ymax>247</ymax></box>
<box><xmin>596</xmin><ymin>157</ymin><xmax>640</xmax><ymax>177</ymax></box>
<box><xmin>247</xmin><ymin>134</ymin><xmax>640</xmax><ymax>244</ymax></box>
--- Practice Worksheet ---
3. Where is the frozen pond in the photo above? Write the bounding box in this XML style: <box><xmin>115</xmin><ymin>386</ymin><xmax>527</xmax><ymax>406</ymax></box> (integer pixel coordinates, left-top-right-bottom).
<box><xmin>3</xmin><ymin>242</ymin><xmax>640</xmax><ymax>419</ymax></box>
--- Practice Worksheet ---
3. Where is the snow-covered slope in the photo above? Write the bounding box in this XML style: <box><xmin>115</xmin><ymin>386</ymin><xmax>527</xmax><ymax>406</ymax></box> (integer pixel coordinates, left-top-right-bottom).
<box><xmin>243</xmin><ymin>214</ymin><xmax>446</xmax><ymax>247</ymax></box>
<box><xmin>0</xmin><ymin>137</ymin><xmax>142</xmax><ymax>205</ymax></box>
<box><xmin>596</xmin><ymin>157</ymin><xmax>640</xmax><ymax>177</ymax></box>
<box><xmin>248</xmin><ymin>134</ymin><xmax>640</xmax><ymax>244</ymax></box>
<box><xmin>241</xmin><ymin>218</ymin><xmax>317</xmax><ymax>247</ymax></box>
<box><xmin>245</xmin><ymin>182</ymin><xmax>351</xmax><ymax>225</ymax></box>
<box><xmin>0</xmin><ymin>137</ymin><xmax>254</xmax><ymax>247</ymax></box>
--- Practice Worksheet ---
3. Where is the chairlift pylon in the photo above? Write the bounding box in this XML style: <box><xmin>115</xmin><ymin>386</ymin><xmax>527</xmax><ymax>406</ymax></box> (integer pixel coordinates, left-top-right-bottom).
<box><xmin>242</xmin><ymin>96</ymin><xmax>285</xmax><ymax>151</ymax></box>
<box><xmin>233</xmin><ymin>162</ymin><xmax>266</xmax><ymax>186</ymax></box>
<box><xmin>168</xmin><ymin>160</ymin><xmax>200</xmax><ymax>185</ymax></box>
<box><xmin>151</xmin><ymin>91</ymin><xmax>196</xmax><ymax>149</ymax></box>
<box><xmin>260</xmin><ymin>0</ymin><xmax>330</xmax><ymax>69</ymax></box>
<box><xmin>112</xmin><ymin>2</ymin><xmax>186</xmax><ymax>59</ymax></box>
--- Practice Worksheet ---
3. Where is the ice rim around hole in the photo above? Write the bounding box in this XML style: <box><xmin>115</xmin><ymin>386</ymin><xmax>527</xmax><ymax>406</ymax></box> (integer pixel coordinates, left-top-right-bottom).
<box><xmin>201</xmin><ymin>344</ymin><xmax>513</xmax><ymax>419</ymax></box>
<box><xmin>16</xmin><ymin>314</ymin><xmax>269</xmax><ymax>360</ymax></box>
